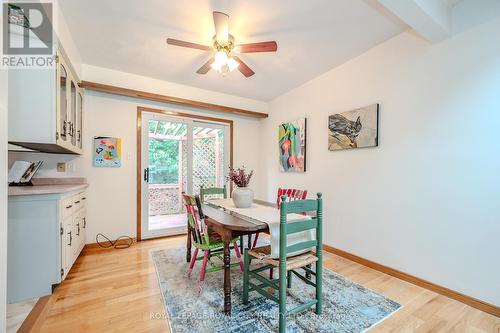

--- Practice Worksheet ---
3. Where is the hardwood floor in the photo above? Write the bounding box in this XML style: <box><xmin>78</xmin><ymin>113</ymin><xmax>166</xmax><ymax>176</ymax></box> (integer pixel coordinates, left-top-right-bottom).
<box><xmin>39</xmin><ymin>236</ymin><xmax>499</xmax><ymax>332</ymax></box>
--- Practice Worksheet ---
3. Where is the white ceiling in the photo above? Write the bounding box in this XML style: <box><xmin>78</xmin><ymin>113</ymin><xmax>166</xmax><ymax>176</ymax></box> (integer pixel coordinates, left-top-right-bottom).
<box><xmin>60</xmin><ymin>0</ymin><xmax>407</xmax><ymax>101</ymax></box>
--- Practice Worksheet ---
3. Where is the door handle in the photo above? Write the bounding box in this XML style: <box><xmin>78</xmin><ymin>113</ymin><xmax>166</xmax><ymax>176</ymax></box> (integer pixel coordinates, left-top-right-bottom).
<box><xmin>144</xmin><ymin>167</ymin><xmax>150</xmax><ymax>183</ymax></box>
<box><xmin>68</xmin><ymin>231</ymin><xmax>72</xmax><ymax>246</ymax></box>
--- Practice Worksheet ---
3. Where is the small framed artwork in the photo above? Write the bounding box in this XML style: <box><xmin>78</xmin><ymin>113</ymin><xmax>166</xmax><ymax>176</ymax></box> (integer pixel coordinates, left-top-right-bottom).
<box><xmin>328</xmin><ymin>104</ymin><xmax>379</xmax><ymax>150</ymax></box>
<box><xmin>279</xmin><ymin>118</ymin><xmax>306</xmax><ymax>172</ymax></box>
<box><xmin>93</xmin><ymin>137</ymin><xmax>122</xmax><ymax>167</ymax></box>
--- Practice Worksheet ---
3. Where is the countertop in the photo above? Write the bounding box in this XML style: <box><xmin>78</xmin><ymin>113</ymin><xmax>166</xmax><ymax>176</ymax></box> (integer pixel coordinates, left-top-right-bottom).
<box><xmin>8</xmin><ymin>178</ymin><xmax>88</xmax><ymax>197</ymax></box>
<box><xmin>8</xmin><ymin>184</ymin><xmax>88</xmax><ymax>196</ymax></box>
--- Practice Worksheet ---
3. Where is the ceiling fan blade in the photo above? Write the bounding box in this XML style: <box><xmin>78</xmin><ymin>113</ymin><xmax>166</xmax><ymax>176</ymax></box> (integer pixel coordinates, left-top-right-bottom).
<box><xmin>236</xmin><ymin>41</ymin><xmax>278</xmax><ymax>53</ymax></box>
<box><xmin>166</xmin><ymin>38</ymin><xmax>211</xmax><ymax>51</ymax></box>
<box><xmin>233</xmin><ymin>56</ymin><xmax>255</xmax><ymax>77</ymax></box>
<box><xmin>196</xmin><ymin>57</ymin><xmax>215</xmax><ymax>74</ymax></box>
<box><xmin>213</xmin><ymin>11</ymin><xmax>229</xmax><ymax>42</ymax></box>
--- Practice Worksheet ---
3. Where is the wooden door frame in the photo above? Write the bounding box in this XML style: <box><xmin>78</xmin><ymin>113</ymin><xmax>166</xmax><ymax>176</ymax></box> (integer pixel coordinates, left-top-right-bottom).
<box><xmin>136</xmin><ymin>106</ymin><xmax>234</xmax><ymax>241</ymax></box>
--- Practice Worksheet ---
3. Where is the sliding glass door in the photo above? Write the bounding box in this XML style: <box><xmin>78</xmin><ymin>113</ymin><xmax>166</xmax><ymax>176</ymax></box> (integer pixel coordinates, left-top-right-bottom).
<box><xmin>141</xmin><ymin>112</ymin><xmax>230</xmax><ymax>239</ymax></box>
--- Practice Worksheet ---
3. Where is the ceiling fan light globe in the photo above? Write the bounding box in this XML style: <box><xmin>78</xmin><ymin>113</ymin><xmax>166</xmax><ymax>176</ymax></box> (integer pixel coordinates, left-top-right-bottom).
<box><xmin>227</xmin><ymin>57</ymin><xmax>239</xmax><ymax>72</ymax></box>
<box><xmin>214</xmin><ymin>51</ymin><xmax>228</xmax><ymax>64</ymax></box>
<box><xmin>221</xmin><ymin>64</ymin><xmax>230</xmax><ymax>75</ymax></box>
<box><xmin>210</xmin><ymin>62</ymin><xmax>222</xmax><ymax>72</ymax></box>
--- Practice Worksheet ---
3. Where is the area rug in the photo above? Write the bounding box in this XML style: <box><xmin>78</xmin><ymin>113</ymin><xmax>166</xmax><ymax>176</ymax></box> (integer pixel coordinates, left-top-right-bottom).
<box><xmin>151</xmin><ymin>247</ymin><xmax>401</xmax><ymax>333</ymax></box>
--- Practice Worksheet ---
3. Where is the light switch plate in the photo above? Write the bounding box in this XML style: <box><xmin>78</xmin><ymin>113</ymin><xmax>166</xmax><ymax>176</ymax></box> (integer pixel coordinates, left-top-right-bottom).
<box><xmin>57</xmin><ymin>162</ymin><xmax>66</xmax><ymax>172</ymax></box>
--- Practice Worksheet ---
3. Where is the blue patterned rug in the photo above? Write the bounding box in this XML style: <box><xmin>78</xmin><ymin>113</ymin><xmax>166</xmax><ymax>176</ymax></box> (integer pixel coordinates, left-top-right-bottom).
<box><xmin>151</xmin><ymin>247</ymin><xmax>401</xmax><ymax>332</ymax></box>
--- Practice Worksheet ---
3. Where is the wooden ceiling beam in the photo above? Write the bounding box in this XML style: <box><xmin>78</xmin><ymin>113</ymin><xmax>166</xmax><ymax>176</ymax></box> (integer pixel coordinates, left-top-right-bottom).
<box><xmin>80</xmin><ymin>81</ymin><xmax>268</xmax><ymax>119</ymax></box>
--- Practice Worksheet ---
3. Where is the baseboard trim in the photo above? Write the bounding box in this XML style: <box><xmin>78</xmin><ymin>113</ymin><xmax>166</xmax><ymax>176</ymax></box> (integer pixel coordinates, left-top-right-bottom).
<box><xmin>17</xmin><ymin>295</ymin><xmax>52</xmax><ymax>333</ymax></box>
<box><xmin>322</xmin><ymin>244</ymin><xmax>499</xmax><ymax>317</ymax></box>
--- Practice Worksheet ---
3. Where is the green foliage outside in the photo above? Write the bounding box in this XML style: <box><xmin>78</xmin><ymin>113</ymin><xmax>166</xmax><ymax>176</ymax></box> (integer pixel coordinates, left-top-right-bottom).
<box><xmin>149</xmin><ymin>139</ymin><xmax>179</xmax><ymax>184</ymax></box>
<box><xmin>147</xmin><ymin>120</ymin><xmax>224</xmax><ymax>185</ymax></box>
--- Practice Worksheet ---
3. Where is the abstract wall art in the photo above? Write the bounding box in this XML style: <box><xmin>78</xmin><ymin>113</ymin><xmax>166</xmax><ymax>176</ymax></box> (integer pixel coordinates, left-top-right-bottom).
<box><xmin>328</xmin><ymin>104</ymin><xmax>379</xmax><ymax>151</ymax></box>
<box><xmin>279</xmin><ymin>118</ymin><xmax>306</xmax><ymax>172</ymax></box>
<box><xmin>93</xmin><ymin>137</ymin><xmax>122</xmax><ymax>167</ymax></box>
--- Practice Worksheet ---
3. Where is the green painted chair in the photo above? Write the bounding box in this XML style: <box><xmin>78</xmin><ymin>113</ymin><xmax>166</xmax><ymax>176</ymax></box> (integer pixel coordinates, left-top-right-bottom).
<box><xmin>200</xmin><ymin>185</ymin><xmax>227</xmax><ymax>202</ymax></box>
<box><xmin>182</xmin><ymin>193</ymin><xmax>243</xmax><ymax>293</ymax></box>
<box><xmin>199</xmin><ymin>185</ymin><xmax>245</xmax><ymax>254</ymax></box>
<box><xmin>243</xmin><ymin>193</ymin><xmax>323</xmax><ymax>333</ymax></box>
<box><xmin>185</xmin><ymin>186</ymin><xmax>229</xmax><ymax>262</ymax></box>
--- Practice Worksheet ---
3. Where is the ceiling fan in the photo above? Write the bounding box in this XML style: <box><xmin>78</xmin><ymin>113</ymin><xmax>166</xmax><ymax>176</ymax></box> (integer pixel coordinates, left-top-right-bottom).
<box><xmin>167</xmin><ymin>11</ymin><xmax>277</xmax><ymax>77</ymax></box>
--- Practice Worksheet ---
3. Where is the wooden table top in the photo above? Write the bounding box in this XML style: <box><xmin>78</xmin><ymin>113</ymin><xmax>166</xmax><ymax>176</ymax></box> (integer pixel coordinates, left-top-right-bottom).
<box><xmin>201</xmin><ymin>199</ymin><xmax>275</xmax><ymax>232</ymax></box>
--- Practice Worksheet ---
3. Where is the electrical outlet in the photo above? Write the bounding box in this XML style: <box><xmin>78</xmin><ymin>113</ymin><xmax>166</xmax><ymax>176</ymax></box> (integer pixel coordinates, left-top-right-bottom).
<box><xmin>57</xmin><ymin>163</ymin><xmax>66</xmax><ymax>172</ymax></box>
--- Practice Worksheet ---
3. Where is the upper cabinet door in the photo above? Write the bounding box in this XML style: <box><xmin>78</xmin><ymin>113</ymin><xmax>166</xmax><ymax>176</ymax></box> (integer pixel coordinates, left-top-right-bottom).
<box><xmin>70</xmin><ymin>79</ymin><xmax>77</xmax><ymax>147</ymax></box>
<box><xmin>76</xmin><ymin>90</ymin><xmax>84</xmax><ymax>150</ymax></box>
<box><xmin>10</xmin><ymin>47</ymin><xmax>83</xmax><ymax>154</ymax></box>
<box><xmin>57</xmin><ymin>61</ymin><xmax>69</xmax><ymax>145</ymax></box>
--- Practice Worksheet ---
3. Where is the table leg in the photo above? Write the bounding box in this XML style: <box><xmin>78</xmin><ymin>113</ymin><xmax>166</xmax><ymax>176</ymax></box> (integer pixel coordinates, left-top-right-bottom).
<box><xmin>239</xmin><ymin>235</ymin><xmax>244</xmax><ymax>255</ymax></box>
<box><xmin>247</xmin><ymin>234</ymin><xmax>252</xmax><ymax>249</ymax></box>
<box><xmin>186</xmin><ymin>227</ymin><xmax>192</xmax><ymax>263</ymax></box>
<box><xmin>223</xmin><ymin>239</ymin><xmax>232</xmax><ymax>315</ymax></box>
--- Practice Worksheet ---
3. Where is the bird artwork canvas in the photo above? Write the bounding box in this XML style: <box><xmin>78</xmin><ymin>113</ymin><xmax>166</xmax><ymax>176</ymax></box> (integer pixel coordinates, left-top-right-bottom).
<box><xmin>279</xmin><ymin>118</ymin><xmax>306</xmax><ymax>172</ymax></box>
<box><xmin>328</xmin><ymin>104</ymin><xmax>379</xmax><ymax>150</ymax></box>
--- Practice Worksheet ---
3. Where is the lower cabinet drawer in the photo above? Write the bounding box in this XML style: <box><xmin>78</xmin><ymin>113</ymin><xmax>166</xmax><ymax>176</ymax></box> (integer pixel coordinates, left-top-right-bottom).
<box><xmin>61</xmin><ymin>191</ymin><xmax>87</xmax><ymax>218</ymax></box>
<box><xmin>61</xmin><ymin>197</ymin><xmax>75</xmax><ymax>219</ymax></box>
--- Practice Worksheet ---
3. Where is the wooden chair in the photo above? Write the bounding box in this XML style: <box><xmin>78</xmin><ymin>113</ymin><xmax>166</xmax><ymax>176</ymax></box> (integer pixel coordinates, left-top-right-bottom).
<box><xmin>251</xmin><ymin>188</ymin><xmax>308</xmax><ymax>249</ymax></box>
<box><xmin>200</xmin><ymin>185</ymin><xmax>227</xmax><ymax>202</ymax></box>
<box><xmin>183</xmin><ymin>193</ymin><xmax>243</xmax><ymax>293</ymax></box>
<box><xmin>199</xmin><ymin>185</ymin><xmax>245</xmax><ymax>254</ymax></box>
<box><xmin>276</xmin><ymin>188</ymin><xmax>308</xmax><ymax>208</ymax></box>
<box><xmin>243</xmin><ymin>193</ymin><xmax>323</xmax><ymax>333</ymax></box>
<box><xmin>187</xmin><ymin>186</ymin><xmax>228</xmax><ymax>262</ymax></box>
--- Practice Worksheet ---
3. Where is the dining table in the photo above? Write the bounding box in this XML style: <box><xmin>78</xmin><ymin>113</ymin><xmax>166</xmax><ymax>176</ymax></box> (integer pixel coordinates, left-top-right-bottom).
<box><xmin>200</xmin><ymin>199</ymin><xmax>273</xmax><ymax>315</ymax></box>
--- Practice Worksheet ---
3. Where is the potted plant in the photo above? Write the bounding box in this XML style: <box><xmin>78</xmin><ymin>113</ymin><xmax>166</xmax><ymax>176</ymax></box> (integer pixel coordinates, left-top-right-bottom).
<box><xmin>227</xmin><ymin>166</ymin><xmax>254</xmax><ymax>208</ymax></box>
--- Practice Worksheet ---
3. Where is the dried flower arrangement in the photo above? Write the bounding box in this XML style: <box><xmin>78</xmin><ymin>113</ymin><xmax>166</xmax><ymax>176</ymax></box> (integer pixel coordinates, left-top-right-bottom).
<box><xmin>227</xmin><ymin>166</ymin><xmax>253</xmax><ymax>188</ymax></box>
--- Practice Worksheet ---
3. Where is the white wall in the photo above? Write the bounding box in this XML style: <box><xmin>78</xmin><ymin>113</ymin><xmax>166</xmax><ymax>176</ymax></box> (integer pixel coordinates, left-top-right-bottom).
<box><xmin>259</xmin><ymin>18</ymin><xmax>500</xmax><ymax>306</ymax></box>
<box><xmin>9</xmin><ymin>66</ymin><xmax>266</xmax><ymax>244</ymax></box>
<box><xmin>8</xmin><ymin>151</ymin><xmax>83</xmax><ymax>178</ymax></box>
<box><xmin>0</xmin><ymin>5</ymin><xmax>8</xmax><ymax>331</ymax></box>
<box><xmin>82</xmin><ymin>65</ymin><xmax>268</xmax><ymax>113</ymax></box>
<box><xmin>81</xmin><ymin>93</ymin><xmax>262</xmax><ymax>243</ymax></box>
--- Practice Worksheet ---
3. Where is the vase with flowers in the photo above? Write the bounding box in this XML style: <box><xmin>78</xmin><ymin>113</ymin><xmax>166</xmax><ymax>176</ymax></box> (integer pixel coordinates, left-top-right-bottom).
<box><xmin>227</xmin><ymin>166</ymin><xmax>254</xmax><ymax>208</ymax></box>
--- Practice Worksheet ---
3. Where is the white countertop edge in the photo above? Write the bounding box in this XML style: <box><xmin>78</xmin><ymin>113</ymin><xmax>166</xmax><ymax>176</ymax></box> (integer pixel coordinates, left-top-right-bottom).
<box><xmin>8</xmin><ymin>184</ymin><xmax>89</xmax><ymax>197</ymax></box>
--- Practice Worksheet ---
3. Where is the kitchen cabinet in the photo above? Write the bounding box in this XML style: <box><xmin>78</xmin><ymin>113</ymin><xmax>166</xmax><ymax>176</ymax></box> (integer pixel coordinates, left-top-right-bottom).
<box><xmin>7</xmin><ymin>187</ymin><xmax>88</xmax><ymax>302</ymax></box>
<box><xmin>8</xmin><ymin>23</ymin><xmax>84</xmax><ymax>154</ymax></box>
